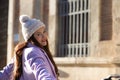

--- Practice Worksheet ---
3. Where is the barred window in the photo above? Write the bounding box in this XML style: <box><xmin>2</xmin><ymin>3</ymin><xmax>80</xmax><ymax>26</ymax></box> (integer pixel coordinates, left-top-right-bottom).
<box><xmin>57</xmin><ymin>0</ymin><xmax>90</xmax><ymax>57</ymax></box>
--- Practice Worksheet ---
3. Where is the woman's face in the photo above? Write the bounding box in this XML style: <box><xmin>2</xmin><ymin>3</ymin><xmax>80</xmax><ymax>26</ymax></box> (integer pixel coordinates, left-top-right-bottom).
<box><xmin>33</xmin><ymin>26</ymin><xmax>48</xmax><ymax>46</ymax></box>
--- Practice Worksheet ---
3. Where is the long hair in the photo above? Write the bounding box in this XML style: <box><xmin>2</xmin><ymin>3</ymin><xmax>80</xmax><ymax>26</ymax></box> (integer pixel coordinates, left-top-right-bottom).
<box><xmin>13</xmin><ymin>42</ymin><xmax>27</xmax><ymax>80</ymax></box>
<box><xmin>13</xmin><ymin>35</ymin><xmax>59</xmax><ymax>80</ymax></box>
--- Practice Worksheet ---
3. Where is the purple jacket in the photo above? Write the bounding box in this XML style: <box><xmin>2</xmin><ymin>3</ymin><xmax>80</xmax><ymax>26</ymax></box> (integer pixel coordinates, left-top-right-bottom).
<box><xmin>0</xmin><ymin>43</ymin><xmax>57</xmax><ymax>80</ymax></box>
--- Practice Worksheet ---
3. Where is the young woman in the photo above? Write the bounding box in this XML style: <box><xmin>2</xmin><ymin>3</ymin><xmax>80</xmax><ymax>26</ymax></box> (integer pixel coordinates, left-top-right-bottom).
<box><xmin>0</xmin><ymin>15</ymin><xmax>59</xmax><ymax>80</ymax></box>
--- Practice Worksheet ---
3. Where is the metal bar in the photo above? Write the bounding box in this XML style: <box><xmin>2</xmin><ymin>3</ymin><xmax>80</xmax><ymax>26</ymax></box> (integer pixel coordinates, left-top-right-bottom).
<box><xmin>87</xmin><ymin>0</ymin><xmax>90</xmax><ymax>56</ymax></box>
<box><xmin>75</xmin><ymin>0</ymin><xmax>79</xmax><ymax>57</ymax></box>
<box><xmin>83</xmin><ymin>0</ymin><xmax>87</xmax><ymax>57</ymax></box>
<box><xmin>66</xmin><ymin>43</ymin><xmax>88</xmax><ymax>46</ymax></box>
<box><xmin>72</xmin><ymin>1</ymin><xmax>75</xmax><ymax>57</ymax></box>
<box><xmin>79</xmin><ymin>14</ymin><xmax>82</xmax><ymax>57</ymax></box>
<box><xmin>68</xmin><ymin>1</ymin><xmax>72</xmax><ymax>57</ymax></box>
<box><xmin>60</xmin><ymin>10</ymin><xmax>90</xmax><ymax>16</ymax></box>
<box><xmin>79</xmin><ymin>0</ymin><xmax>83</xmax><ymax>57</ymax></box>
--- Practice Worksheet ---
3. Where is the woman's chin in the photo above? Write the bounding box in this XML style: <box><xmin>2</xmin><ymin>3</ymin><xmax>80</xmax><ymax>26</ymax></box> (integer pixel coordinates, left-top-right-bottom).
<box><xmin>41</xmin><ymin>42</ymin><xmax>47</xmax><ymax>46</ymax></box>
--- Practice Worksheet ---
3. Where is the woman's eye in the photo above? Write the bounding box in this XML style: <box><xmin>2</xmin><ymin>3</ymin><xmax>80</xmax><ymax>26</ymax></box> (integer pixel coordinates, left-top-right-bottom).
<box><xmin>37</xmin><ymin>33</ymin><xmax>41</xmax><ymax>36</ymax></box>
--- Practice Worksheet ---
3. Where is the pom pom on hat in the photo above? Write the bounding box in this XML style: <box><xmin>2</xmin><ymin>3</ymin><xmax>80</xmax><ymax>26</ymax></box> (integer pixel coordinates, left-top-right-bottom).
<box><xmin>19</xmin><ymin>15</ymin><xmax>45</xmax><ymax>41</ymax></box>
<box><xmin>19</xmin><ymin>15</ymin><xmax>30</xmax><ymax>23</ymax></box>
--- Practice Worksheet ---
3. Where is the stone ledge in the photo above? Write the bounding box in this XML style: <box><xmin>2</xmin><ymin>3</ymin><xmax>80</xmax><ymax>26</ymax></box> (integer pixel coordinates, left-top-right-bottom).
<box><xmin>54</xmin><ymin>57</ymin><xmax>120</xmax><ymax>67</ymax></box>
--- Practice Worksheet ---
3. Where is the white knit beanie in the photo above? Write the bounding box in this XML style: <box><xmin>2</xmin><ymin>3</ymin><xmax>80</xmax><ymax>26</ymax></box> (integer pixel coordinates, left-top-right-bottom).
<box><xmin>19</xmin><ymin>15</ymin><xmax>45</xmax><ymax>41</ymax></box>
